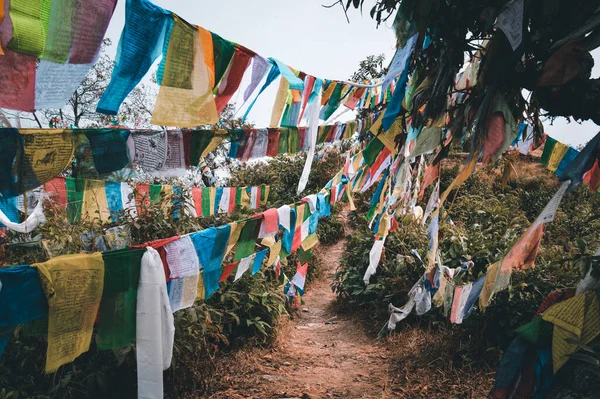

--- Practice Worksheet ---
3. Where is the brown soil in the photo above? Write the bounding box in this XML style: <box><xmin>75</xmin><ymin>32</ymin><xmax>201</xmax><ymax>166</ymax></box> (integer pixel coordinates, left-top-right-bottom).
<box><xmin>204</xmin><ymin>236</ymin><xmax>495</xmax><ymax>399</ymax></box>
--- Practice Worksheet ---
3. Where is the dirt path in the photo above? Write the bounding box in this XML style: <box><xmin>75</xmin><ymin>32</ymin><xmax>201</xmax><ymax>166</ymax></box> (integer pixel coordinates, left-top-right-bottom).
<box><xmin>209</xmin><ymin>237</ymin><xmax>393</xmax><ymax>399</ymax></box>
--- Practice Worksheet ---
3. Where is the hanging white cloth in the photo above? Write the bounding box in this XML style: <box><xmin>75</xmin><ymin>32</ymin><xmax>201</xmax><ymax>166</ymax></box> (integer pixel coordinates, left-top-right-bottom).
<box><xmin>0</xmin><ymin>198</ymin><xmax>46</xmax><ymax>233</ymax></box>
<box><xmin>136</xmin><ymin>247</ymin><xmax>175</xmax><ymax>399</ymax></box>
<box><xmin>297</xmin><ymin>90</ymin><xmax>323</xmax><ymax>195</ymax></box>
<box><xmin>363</xmin><ymin>238</ymin><xmax>386</xmax><ymax>284</ymax></box>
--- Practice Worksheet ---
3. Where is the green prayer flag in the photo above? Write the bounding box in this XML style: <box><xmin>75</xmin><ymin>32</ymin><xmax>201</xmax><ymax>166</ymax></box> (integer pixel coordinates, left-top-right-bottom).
<box><xmin>236</xmin><ymin>187</ymin><xmax>243</xmax><ymax>205</ymax></box>
<box><xmin>211</xmin><ymin>32</ymin><xmax>235</xmax><ymax>89</ymax></box>
<box><xmin>317</xmin><ymin>126</ymin><xmax>329</xmax><ymax>144</ymax></box>
<box><xmin>514</xmin><ymin>316</ymin><xmax>553</xmax><ymax>346</ymax></box>
<box><xmin>233</xmin><ymin>218</ymin><xmax>260</xmax><ymax>261</ymax></box>
<box><xmin>8</xmin><ymin>0</ymin><xmax>51</xmax><ymax>57</ymax></box>
<box><xmin>298</xmin><ymin>248</ymin><xmax>311</xmax><ymax>264</ymax></box>
<box><xmin>41</xmin><ymin>0</ymin><xmax>73</xmax><ymax>62</ymax></box>
<box><xmin>149</xmin><ymin>184</ymin><xmax>162</xmax><ymax>203</ymax></box>
<box><xmin>362</xmin><ymin>137</ymin><xmax>385</xmax><ymax>166</ymax></box>
<box><xmin>323</xmin><ymin>83</ymin><xmax>344</xmax><ymax>120</ymax></box>
<box><xmin>96</xmin><ymin>248</ymin><xmax>145</xmax><ymax>350</ymax></box>
<box><xmin>288</xmin><ymin>127</ymin><xmax>299</xmax><ymax>153</ymax></box>
<box><xmin>190</xmin><ymin>130</ymin><xmax>214</xmax><ymax>166</ymax></box>
<box><xmin>66</xmin><ymin>177</ymin><xmax>84</xmax><ymax>223</ymax></box>
<box><xmin>162</xmin><ymin>18</ymin><xmax>195</xmax><ymax>90</ymax></box>
<box><xmin>278</xmin><ymin>128</ymin><xmax>289</xmax><ymax>154</ymax></box>
<box><xmin>540</xmin><ymin>137</ymin><xmax>557</xmax><ymax>166</ymax></box>
<box><xmin>201</xmin><ymin>187</ymin><xmax>211</xmax><ymax>217</ymax></box>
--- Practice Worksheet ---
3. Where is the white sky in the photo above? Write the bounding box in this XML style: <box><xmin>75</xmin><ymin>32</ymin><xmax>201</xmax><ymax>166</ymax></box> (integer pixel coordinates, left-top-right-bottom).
<box><xmin>103</xmin><ymin>0</ymin><xmax>398</xmax><ymax>127</ymax></box>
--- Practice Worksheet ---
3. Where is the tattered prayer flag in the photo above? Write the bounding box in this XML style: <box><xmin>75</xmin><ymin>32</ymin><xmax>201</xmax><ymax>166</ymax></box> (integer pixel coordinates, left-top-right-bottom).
<box><xmin>244</xmin><ymin>54</ymin><xmax>270</xmax><ymax>102</ymax></box>
<box><xmin>270</xmin><ymin>77</ymin><xmax>290</xmax><ymax>128</ymax></box>
<box><xmin>419</xmin><ymin>163</ymin><xmax>440</xmax><ymax>200</ymax></box>
<box><xmin>292</xmin><ymin>204</ymin><xmax>306</xmax><ymax>253</ymax></box>
<box><xmin>281</xmin><ymin>207</ymin><xmax>297</xmax><ymax>256</ymax></box>
<box><xmin>34</xmin><ymin>253</ymin><xmax>104</xmax><ymax>372</ymax></box>
<box><xmin>214</xmin><ymin>187</ymin><xmax>223</xmax><ymax>215</ymax></box>
<box><xmin>96</xmin><ymin>248</ymin><xmax>144</xmax><ymax>350</ymax></box>
<box><xmin>449</xmin><ymin>285</ymin><xmax>464</xmax><ymax>324</ymax></box>
<box><xmin>363</xmin><ymin>238</ymin><xmax>385</xmax><ymax>284</ymax></box>
<box><xmin>460</xmin><ymin>275</ymin><xmax>485</xmax><ymax>322</ymax></box>
<box><xmin>266</xmin><ymin>239</ymin><xmax>282</xmax><ymax>267</ymax></box>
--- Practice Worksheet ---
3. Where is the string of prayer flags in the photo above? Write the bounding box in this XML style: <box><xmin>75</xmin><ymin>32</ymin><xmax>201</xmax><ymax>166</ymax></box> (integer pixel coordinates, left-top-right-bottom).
<box><xmin>43</xmin><ymin>177</ymin><xmax>270</xmax><ymax>224</ymax></box>
<box><xmin>540</xmin><ymin>136</ymin><xmax>580</xmax><ymax>177</ymax></box>
<box><xmin>386</xmin><ymin>178</ymin><xmax>573</xmax><ymax>329</ymax></box>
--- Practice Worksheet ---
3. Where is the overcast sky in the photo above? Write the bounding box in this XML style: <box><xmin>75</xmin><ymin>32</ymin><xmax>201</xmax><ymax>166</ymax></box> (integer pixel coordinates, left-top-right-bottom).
<box><xmin>102</xmin><ymin>1</ymin><xmax>597</xmax><ymax>146</ymax></box>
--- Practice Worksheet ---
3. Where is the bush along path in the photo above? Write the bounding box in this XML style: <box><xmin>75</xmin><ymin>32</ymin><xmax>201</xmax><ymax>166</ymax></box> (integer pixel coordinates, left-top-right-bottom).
<box><xmin>207</xmin><ymin>229</ymin><xmax>393</xmax><ymax>399</ymax></box>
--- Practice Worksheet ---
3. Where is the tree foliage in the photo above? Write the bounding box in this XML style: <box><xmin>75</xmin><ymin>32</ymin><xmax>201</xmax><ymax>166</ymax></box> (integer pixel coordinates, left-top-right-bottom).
<box><xmin>341</xmin><ymin>0</ymin><xmax>600</xmax><ymax>141</ymax></box>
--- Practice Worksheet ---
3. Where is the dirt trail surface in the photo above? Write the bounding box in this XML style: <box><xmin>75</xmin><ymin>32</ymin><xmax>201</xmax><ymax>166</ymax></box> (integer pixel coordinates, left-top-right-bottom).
<box><xmin>208</xmin><ymin>238</ymin><xmax>393</xmax><ymax>399</ymax></box>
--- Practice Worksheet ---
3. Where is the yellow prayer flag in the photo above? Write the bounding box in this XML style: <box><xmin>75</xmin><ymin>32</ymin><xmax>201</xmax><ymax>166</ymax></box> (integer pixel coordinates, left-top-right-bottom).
<box><xmin>33</xmin><ymin>253</ymin><xmax>104</xmax><ymax>373</ymax></box>
<box><xmin>225</xmin><ymin>221</ymin><xmax>247</xmax><ymax>258</ymax></box>
<box><xmin>82</xmin><ymin>179</ymin><xmax>111</xmax><ymax>223</ymax></box>
<box><xmin>542</xmin><ymin>292</ymin><xmax>600</xmax><ymax>373</ymax></box>
<box><xmin>439</xmin><ymin>157</ymin><xmax>476</xmax><ymax>209</ymax></box>
<box><xmin>209</xmin><ymin>187</ymin><xmax>216</xmax><ymax>215</ymax></box>
<box><xmin>196</xmin><ymin>272</ymin><xmax>206</xmax><ymax>301</ymax></box>
<box><xmin>432</xmin><ymin>275</ymin><xmax>447</xmax><ymax>308</ymax></box>
<box><xmin>267</xmin><ymin>239</ymin><xmax>282</xmax><ymax>267</ymax></box>
<box><xmin>201</xmin><ymin>136</ymin><xmax>224</xmax><ymax>158</ymax></box>
<box><xmin>240</xmin><ymin>188</ymin><xmax>251</xmax><ymax>209</ymax></box>
<box><xmin>301</xmin><ymin>233</ymin><xmax>319</xmax><ymax>251</ymax></box>
<box><xmin>547</xmin><ymin>142</ymin><xmax>569</xmax><ymax>172</ymax></box>
<box><xmin>321</xmin><ymin>82</ymin><xmax>338</xmax><ymax>105</ymax></box>
<box><xmin>151</xmin><ymin>17</ymin><xmax>218</xmax><ymax>127</ymax></box>
<box><xmin>479</xmin><ymin>260</ymin><xmax>501</xmax><ymax>309</ymax></box>
<box><xmin>270</xmin><ymin>78</ymin><xmax>290</xmax><ymax>128</ymax></box>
